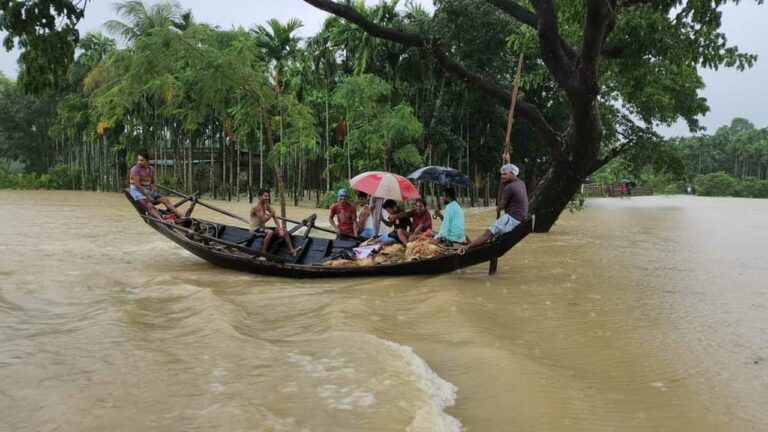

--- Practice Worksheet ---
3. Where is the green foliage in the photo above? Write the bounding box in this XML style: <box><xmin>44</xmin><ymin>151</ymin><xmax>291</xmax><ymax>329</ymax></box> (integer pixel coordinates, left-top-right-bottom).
<box><xmin>332</xmin><ymin>74</ymin><xmax>422</xmax><ymax>174</ymax></box>
<box><xmin>0</xmin><ymin>0</ymin><xmax>85</xmax><ymax>94</ymax></box>
<box><xmin>568</xmin><ymin>192</ymin><xmax>586</xmax><ymax>213</ymax></box>
<box><xmin>157</xmin><ymin>174</ymin><xmax>184</xmax><ymax>192</ymax></box>
<box><xmin>49</xmin><ymin>164</ymin><xmax>82</xmax><ymax>189</ymax></box>
<box><xmin>733</xmin><ymin>177</ymin><xmax>768</xmax><ymax>198</ymax></box>
<box><xmin>318</xmin><ymin>180</ymin><xmax>357</xmax><ymax>209</ymax></box>
<box><xmin>0</xmin><ymin>164</ymin><xmax>83</xmax><ymax>189</ymax></box>
<box><xmin>0</xmin><ymin>167</ymin><xmax>34</xmax><ymax>189</ymax></box>
<box><xmin>0</xmin><ymin>73</ymin><xmax>56</xmax><ymax>172</ymax></box>
<box><xmin>690</xmin><ymin>172</ymin><xmax>768</xmax><ymax>198</ymax></box>
<box><xmin>671</xmin><ymin>118</ymin><xmax>768</xmax><ymax>180</ymax></box>
<box><xmin>2</xmin><ymin>0</ymin><xmax>762</xmax><ymax>217</ymax></box>
<box><xmin>695</xmin><ymin>171</ymin><xmax>737</xmax><ymax>196</ymax></box>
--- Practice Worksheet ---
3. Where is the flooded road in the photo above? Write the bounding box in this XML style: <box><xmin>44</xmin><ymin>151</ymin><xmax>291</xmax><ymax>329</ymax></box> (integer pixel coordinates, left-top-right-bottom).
<box><xmin>1</xmin><ymin>191</ymin><xmax>766</xmax><ymax>431</ymax></box>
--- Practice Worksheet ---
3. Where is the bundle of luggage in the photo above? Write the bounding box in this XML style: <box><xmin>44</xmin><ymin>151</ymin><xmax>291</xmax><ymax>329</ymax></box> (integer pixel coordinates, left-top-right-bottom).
<box><xmin>323</xmin><ymin>238</ymin><xmax>449</xmax><ymax>267</ymax></box>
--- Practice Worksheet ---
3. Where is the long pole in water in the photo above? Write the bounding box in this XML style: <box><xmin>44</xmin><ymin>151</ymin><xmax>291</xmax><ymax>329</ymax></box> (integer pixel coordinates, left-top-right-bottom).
<box><xmin>156</xmin><ymin>184</ymin><xmax>350</xmax><ymax>238</ymax></box>
<box><xmin>156</xmin><ymin>184</ymin><xmax>250</xmax><ymax>225</ymax></box>
<box><xmin>490</xmin><ymin>51</ymin><xmax>525</xmax><ymax>275</ymax></box>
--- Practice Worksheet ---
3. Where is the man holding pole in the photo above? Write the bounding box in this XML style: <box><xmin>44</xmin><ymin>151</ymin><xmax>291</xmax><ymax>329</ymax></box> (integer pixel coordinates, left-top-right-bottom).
<box><xmin>464</xmin><ymin>159</ymin><xmax>528</xmax><ymax>250</ymax></box>
<box><xmin>129</xmin><ymin>150</ymin><xmax>184</xmax><ymax>220</ymax></box>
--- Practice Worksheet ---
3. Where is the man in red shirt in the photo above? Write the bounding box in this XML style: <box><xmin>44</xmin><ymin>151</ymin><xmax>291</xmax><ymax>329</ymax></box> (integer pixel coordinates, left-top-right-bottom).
<box><xmin>329</xmin><ymin>188</ymin><xmax>358</xmax><ymax>238</ymax></box>
<box><xmin>390</xmin><ymin>198</ymin><xmax>433</xmax><ymax>244</ymax></box>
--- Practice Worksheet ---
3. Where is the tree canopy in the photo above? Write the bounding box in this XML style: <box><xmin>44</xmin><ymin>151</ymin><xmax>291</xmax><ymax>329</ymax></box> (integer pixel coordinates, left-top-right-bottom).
<box><xmin>0</xmin><ymin>0</ymin><xmax>763</xmax><ymax>227</ymax></box>
<box><xmin>303</xmin><ymin>0</ymin><xmax>761</xmax><ymax>230</ymax></box>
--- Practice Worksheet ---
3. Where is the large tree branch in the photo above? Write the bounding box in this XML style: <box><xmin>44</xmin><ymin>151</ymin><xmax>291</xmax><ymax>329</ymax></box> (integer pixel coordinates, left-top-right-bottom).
<box><xmin>431</xmin><ymin>49</ymin><xmax>564</xmax><ymax>157</ymax></box>
<box><xmin>303</xmin><ymin>0</ymin><xmax>428</xmax><ymax>46</ymax></box>
<box><xmin>617</xmin><ymin>0</ymin><xmax>652</xmax><ymax>13</ymax></box>
<box><xmin>483</xmin><ymin>0</ymin><xmax>537</xmax><ymax>28</ymax></box>
<box><xmin>591</xmin><ymin>113</ymin><xmax>659</xmax><ymax>171</ymax></box>
<box><xmin>529</xmin><ymin>0</ymin><xmax>577</xmax><ymax>92</ymax></box>
<box><xmin>582</xmin><ymin>0</ymin><xmax>616</xmax><ymax>87</ymax></box>
<box><xmin>483</xmin><ymin>0</ymin><xmax>578</xmax><ymax>62</ymax></box>
<box><xmin>303</xmin><ymin>0</ymin><xmax>564</xmax><ymax>154</ymax></box>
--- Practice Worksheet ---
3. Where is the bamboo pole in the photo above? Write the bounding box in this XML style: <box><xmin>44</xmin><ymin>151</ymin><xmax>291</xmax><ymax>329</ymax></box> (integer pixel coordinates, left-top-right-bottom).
<box><xmin>491</xmin><ymin>52</ymin><xmax>524</xmax><ymax>275</ymax></box>
<box><xmin>156</xmin><ymin>184</ymin><xmax>249</xmax><ymax>225</ymax></box>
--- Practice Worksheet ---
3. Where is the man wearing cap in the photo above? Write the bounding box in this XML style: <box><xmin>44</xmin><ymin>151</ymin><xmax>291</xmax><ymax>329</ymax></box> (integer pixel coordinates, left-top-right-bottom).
<box><xmin>464</xmin><ymin>162</ymin><xmax>528</xmax><ymax>250</ymax></box>
<box><xmin>329</xmin><ymin>188</ymin><xmax>358</xmax><ymax>238</ymax></box>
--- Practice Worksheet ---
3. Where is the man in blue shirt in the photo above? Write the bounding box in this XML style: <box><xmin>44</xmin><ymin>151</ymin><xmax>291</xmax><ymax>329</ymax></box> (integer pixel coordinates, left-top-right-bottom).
<box><xmin>432</xmin><ymin>187</ymin><xmax>465</xmax><ymax>244</ymax></box>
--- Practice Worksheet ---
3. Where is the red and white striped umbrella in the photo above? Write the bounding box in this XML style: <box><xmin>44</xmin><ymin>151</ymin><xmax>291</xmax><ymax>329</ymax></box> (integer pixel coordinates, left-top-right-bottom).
<box><xmin>350</xmin><ymin>171</ymin><xmax>420</xmax><ymax>201</ymax></box>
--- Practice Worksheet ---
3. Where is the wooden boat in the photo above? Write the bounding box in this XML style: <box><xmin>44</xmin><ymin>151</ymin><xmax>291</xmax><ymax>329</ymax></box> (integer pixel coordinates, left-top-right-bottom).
<box><xmin>124</xmin><ymin>187</ymin><xmax>533</xmax><ymax>278</ymax></box>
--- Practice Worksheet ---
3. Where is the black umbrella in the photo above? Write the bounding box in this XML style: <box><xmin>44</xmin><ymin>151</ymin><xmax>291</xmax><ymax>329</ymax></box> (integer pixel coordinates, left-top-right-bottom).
<box><xmin>407</xmin><ymin>166</ymin><xmax>473</xmax><ymax>188</ymax></box>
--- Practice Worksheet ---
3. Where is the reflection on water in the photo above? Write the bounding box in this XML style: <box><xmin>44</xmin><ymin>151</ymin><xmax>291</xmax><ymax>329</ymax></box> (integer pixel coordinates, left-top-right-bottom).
<box><xmin>1</xmin><ymin>191</ymin><xmax>766</xmax><ymax>431</ymax></box>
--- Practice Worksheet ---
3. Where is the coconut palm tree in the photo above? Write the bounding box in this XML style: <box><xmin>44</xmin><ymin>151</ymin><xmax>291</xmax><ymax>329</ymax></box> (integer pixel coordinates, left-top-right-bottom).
<box><xmin>251</xmin><ymin>18</ymin><xmax>303</xmax><ymax>95</ymax></box>
<box><xmin>103</xmin><ymin>0</ymin><xmax>184</xmax><ymax>42</ymax></box>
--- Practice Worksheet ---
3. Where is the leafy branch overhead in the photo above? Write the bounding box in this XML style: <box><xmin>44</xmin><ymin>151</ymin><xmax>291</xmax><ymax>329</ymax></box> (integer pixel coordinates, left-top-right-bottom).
<box><xmin>303</xmin><ymin>0</ymin><xmax>758</xmax><ymax>231</ymax></box>
<box><xmin>0</xmin><ymin>0</ymin><xmax>760</xmax><ymax>232</ymax></box>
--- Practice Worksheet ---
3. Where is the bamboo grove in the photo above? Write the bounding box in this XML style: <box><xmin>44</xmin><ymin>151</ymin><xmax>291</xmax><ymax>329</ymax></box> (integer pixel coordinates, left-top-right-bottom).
<box><xmin>1</xmin><ymin>0</ymin><xmax>533</xmax><ymax>207</ymax></box>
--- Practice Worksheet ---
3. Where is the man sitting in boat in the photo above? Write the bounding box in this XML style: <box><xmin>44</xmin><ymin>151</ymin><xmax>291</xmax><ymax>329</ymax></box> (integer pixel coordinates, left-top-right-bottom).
<box><xmin>431</xmin><ymin>187</ymin><xmax>466</xmax><ymax>245</ymax></box>
<box><xmin>464</xmin><ymin>163</ymin><xmax>528</xmax><ymax>250</ymax></box>
<box><xmin>129</xmin><ymin>150</ymin><xmax>183</xmax><ymax>220</ymax></box>
<box><xmin>356</xmin><ymin>192</ymin><xmax>375</xmax><ymax>239</ymax></box>
<box><xmin>250</xmin><ymin>189</ymin><xmax>299</xmax><ymax>258</ymax></box>
<box><xmin>329</xmin><ymin>188</ymin><xmax>357</xmax><ymax>238</ymax></box>
<box><xmin>379</xmin><ymin>199</ymin><xmax>410</xmax><ymax>244</ymax></box>
<box><xmin>390</xmin><ymin>198</ymin><xmax>433</xmax><ymax>244</ymax></box>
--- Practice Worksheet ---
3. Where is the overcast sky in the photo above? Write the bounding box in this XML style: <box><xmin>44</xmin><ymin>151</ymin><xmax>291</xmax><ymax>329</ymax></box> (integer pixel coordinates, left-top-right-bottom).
<box><xmin>1</xmin><ymin>0</ymin><xmax>765</xmax><ymax>137</ymax></box>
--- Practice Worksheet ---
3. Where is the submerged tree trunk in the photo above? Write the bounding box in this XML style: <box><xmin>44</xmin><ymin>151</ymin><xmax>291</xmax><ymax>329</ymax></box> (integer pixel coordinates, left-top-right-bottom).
<box><xmin>325</xmin><ymin>79</ymin><xmax>330</xmax><ymax>192</ymax></box>
<box><xmin>237</xmin><ymin>139</ymin><xmax>241</xmax><ymax>201</ymax></box>
<box><xmin>260</xmin><ymin>107</ymin><xmax>288</xmax><ymax>219</ymax></box>
<box><xmin>259</xmin><ymin>118</ymin><xmax>264</xmax><ymax>189</ymax></box>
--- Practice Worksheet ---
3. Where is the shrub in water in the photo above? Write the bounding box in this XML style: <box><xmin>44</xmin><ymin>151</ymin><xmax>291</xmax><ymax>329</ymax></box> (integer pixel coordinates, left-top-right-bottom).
<box><xmin>695</xmin><ymin>172</ymin><xmax>737</xmax><ymax>196</ymax></box>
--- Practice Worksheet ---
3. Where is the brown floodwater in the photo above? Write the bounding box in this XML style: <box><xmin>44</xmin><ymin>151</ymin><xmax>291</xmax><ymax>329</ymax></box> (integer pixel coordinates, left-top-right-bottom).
<box><xmin>1</xmin><ymin>190</ymin><xmax>766</xmax><ymax>431</ymax></box>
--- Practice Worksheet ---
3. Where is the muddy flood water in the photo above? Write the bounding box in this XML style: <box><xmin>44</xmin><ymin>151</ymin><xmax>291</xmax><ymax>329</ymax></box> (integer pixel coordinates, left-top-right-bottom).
<box><xmin>1</xmin><ymin>190</ymin><xmax>766</xmax><ymax>431</ymax></box>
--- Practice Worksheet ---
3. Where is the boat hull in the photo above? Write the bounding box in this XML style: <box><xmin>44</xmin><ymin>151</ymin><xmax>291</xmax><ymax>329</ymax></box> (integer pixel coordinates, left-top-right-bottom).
<box><xmin>126</xmin><ymin>191</ymin><xmax>532</xmax><ymax>278</ymax></box>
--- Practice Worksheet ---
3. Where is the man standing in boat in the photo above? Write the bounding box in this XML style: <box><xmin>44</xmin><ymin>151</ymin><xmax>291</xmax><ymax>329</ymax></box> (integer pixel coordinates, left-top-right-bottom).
<box><xmin>129</xmin><ymin>150</ymin><xmax>183</xmax><ymax>220</ymax></box>
<box><xmin>250</xmin><ymin>189</ymin><xmax>299</xmax><ymax>258</ymax></box>
<box><xmin>464</xmin><ymin>162</ymin><xmax>528</xmax><ymax>250</ymax></box>
<box><xmin>329</xmin><ymin>188</ymin><xmax>358</xmax><ymax>239</ymax></box>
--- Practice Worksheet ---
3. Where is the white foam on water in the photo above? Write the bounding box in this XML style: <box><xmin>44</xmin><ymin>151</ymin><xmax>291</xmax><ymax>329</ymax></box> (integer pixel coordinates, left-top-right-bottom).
<box><xmin>286</xmin><ymin>334</ymin><xmax>463</xmax><ymax>430</ymax></box>
<box><xmin>380</xmin><ymin>339</ymin><xmax>463</xmax><ymax>432</ymax></box>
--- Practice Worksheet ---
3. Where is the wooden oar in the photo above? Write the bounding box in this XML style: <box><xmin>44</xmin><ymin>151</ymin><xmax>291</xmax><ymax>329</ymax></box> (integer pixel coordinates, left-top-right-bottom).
<box><xmin>490</xmin><ymin>51</ymin><xmax>524</xmax><ymax>275</ymax></box>
<box><xmin>271</xmin><ymin>214</ymin><xmax>358</xmax><ymax>239</ymax></box>
<box><xmin>141</xmin><ymin>214</ymin><xmax>285</xmax><ymax>262</ymax></box>
<box><xmin>156</xmin><ymin>184</ymin><xmax>361</xmax><ymax>241</ymax></box>
<box><xmin>156</xmin><ymin>184</ymin><xmax>250</xmax><ymax>225</ymax></box>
